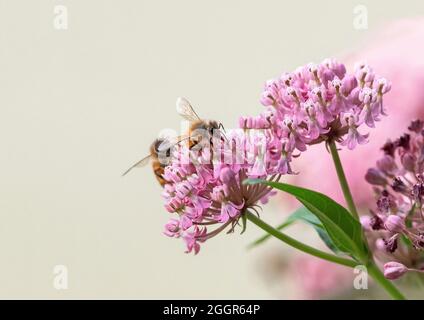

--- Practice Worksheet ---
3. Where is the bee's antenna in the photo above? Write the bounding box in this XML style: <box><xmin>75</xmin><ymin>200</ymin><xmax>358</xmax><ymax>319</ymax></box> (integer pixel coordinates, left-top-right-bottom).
<box><xmin>218</xmin><ymin>122</ymin><xmax>229</xmax><ymax>142</ymax></box>
<box><xmin>218</xmin><ymin>122</ymin><xmax>227</xmax><ymax>133</ymax></box>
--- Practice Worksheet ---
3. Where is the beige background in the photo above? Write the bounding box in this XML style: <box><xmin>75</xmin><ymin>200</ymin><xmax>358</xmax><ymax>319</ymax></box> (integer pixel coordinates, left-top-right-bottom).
<box><xmin>0</xmin><ymin>0</ymin><xmax>423</xmax><ymax>299</ymax></box>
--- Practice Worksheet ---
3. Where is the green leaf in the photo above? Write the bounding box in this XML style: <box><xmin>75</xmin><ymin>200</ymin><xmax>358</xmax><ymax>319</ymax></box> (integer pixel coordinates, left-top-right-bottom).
<box><xmin>290</xmin><ymin>208</ymin><xmax>342</xmax><ymax>254</ymax></box>
<box><xmin>314</xmin><ymin>225</ymin><xmax>342</xmax><ymax>255</ymax></box>
<box><xmin>249</xmin><ymin>206</ymin><xmax>341</xmax><ymax>254</ymax></box>
<box><xmin>245</xmin><ymin>179</ymin><xmax>369</xmax><ymax>261</ymax></box>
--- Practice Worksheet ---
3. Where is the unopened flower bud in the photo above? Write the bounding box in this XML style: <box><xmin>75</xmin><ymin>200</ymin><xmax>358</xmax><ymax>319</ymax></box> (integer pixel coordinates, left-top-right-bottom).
<box><xmin>401</xmin><ymin>153</ymin><xmax>416</xmax><ymax>172</ymax></box>
<box><xmin>365</xmin><ymin>168</ymin><xmax>387</xmax><ymax>186</ymax></box>
<box><xmin>376</xmin><ymin>155</ymin><xmax>397</xmax><ymax>174</ymax></box>
<box><xmin>163</xmin><ymin>219</ymin><xmax>180</xmax><ymax>237</ymax></box>
<box><xmin>384</xmin><ymin>262</ymin><xmax>408</xmax><ymax>280</ymax></box>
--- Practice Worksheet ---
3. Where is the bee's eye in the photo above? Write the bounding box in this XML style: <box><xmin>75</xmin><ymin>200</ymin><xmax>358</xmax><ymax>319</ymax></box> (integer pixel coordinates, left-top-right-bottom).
<box><xmin>154</xmin><ymin>140</ymin><xmax>166</xmax><ymax>153</ymax></box>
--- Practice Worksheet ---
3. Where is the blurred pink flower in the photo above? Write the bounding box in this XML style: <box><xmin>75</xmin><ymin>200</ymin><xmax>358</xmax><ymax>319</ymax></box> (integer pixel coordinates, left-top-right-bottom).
<box><xmin>291</xmin><ymin>255</ymin><xmax>352</xmax><ymax>299</ymax></box>
<box><xmin>289</xmin><ymin>18</ymin><xmax>424</xmax><ymax>209</ymax></box>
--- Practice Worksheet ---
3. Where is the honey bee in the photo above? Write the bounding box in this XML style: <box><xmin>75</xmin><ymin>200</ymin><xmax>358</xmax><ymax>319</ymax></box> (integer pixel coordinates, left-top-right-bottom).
<box><xmin>122</xmin><ymin>97</ymin><xmax>225</xmax><ymax>186</ymax></box>
<box><xmin>176</xmin><ymin>97</ymin><xmax>225</xmax><ymax>149</ymax></box>
<box><xmin>121</xmin><ymin>138</ymin><xmax>173</xmax><ymax>186</ymax></box>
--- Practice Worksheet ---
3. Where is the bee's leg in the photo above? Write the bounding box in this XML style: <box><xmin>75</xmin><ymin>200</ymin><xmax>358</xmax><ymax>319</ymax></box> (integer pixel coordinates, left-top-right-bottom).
<box><xmin>218</xmin><ymin>122</ymin><xmax>227</xmax><ymax>133</ymax></box>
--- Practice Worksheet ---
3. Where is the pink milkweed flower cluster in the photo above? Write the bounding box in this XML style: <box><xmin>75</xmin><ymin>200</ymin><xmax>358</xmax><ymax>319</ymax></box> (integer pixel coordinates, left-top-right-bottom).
<box><xmin>240</xmin><ymin>59</ymin><xmax>391</xmax><ymax>152</ymax></box>
<box><xmin>161</xmin><ymin>59</ymin><xmax>389</xmax><ymax>254</ymax></box>
<box><xmin>162</xmin><ymin>130</ymin><xmax>284</xmax><ymax>254</ymax></box>
<box><xmin>363</xmin><ymin>120</ymin><xmax>424</xmax><ymax>279</ymax></box>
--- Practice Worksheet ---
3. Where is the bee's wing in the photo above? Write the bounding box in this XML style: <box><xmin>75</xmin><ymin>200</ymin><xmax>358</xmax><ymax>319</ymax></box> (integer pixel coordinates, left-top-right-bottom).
<box><xmin>159</xmin><ymin>135</ymin><xmax>191</xmax><ymax>150</ymax></box>
<box><xmin>176</xmin><ymin>97</ymin><xmax>201</xmax><ymax>122</ymax></box>
<box><xmin>122</xmin><ymin>155</ymin><xmax>152</xmax><ymax>176</ymax></box>
<box><xmin>122</xmin><ymin>135</ymin><xmax>193</xmax><ymax>177</ymax></box>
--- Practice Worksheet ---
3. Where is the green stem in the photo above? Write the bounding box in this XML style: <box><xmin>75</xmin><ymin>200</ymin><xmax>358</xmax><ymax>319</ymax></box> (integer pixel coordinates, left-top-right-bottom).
<box><xmin>245</xmin><ymin>211</ymin><xmax>358</xmax><ymax>268</ymax></box>
<box><xmin>328</xmin><ymin>140</ymin><xmax>360</xmax><ymax>220</ymax></box>
<box><xmin>327</xmin><ymin>140</ymin><xmax>406</xmax><ymax>299</ymax></box>
<box><xmin>367</xmin><ymin>262</ymin><xmax>406</xmax><ymax>300</ymax></box>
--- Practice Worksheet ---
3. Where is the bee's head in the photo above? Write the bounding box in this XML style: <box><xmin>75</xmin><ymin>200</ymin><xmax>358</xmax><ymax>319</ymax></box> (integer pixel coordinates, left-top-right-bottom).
<box><xmin>200</xmin><ymin>120</ymin><xmax>220</xmax><ymax>135</ymax></box>
<box><xmin>191</xmin><ymin>120</ymin><xmax>218</xmax><ymax>131</ymax></box>
<box><xmin>209</xmin><ymin>120</ymin><xmax>220</xmax><ymax>131</ymax></box>
<box><xmin>152</xmin><ymin>139</ymin><xmax>172</xmax><ymax>157</ymax></box>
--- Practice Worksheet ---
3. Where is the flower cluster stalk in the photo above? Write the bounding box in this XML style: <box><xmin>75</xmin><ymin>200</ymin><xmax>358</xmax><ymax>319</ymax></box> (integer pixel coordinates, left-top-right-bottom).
<box><xmin>328</xmin><ymin>140</ymin><xmax>360</xmax><ymax>220</ymax></box>
<box><xmin>327</xmin><ymin>141</ymin><xmax>406</xmax><ymax>299</ymax></box>
<box><xmin>245</xmin><ymin>211</ymin><xmax>358</xmax><ymax>268</ymax></box>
